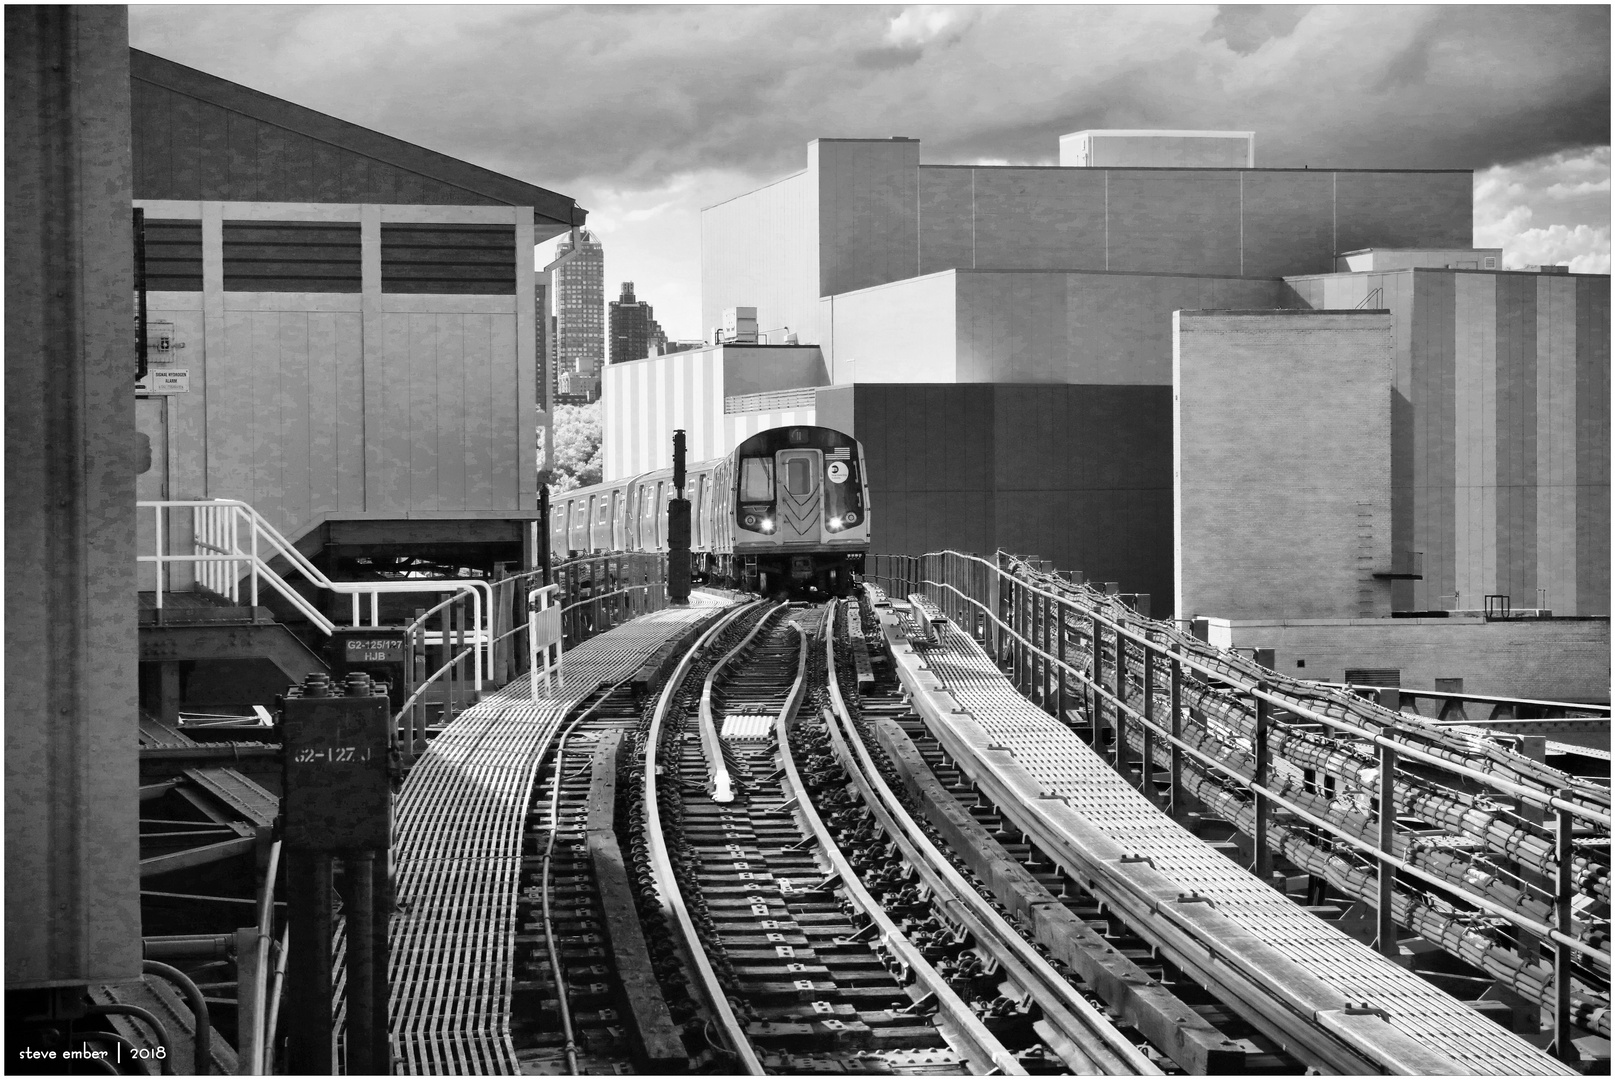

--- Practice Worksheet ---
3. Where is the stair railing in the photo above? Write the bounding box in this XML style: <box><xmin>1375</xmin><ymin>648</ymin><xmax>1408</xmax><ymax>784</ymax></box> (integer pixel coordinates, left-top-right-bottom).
<box><xmin>138</xmin><ymin>499</ymin><xmax>493</xmax><ymax>689</ymax></box>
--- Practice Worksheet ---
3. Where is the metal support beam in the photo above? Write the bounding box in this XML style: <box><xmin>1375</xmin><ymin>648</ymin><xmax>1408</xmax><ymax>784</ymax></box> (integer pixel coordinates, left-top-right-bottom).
<box><xmin>139</xmin><ymin>837</ymin><xmax>255</xmax><ymax>878</ymax></box>
<box><xmin>1252</xmin><ymin>688</ymin><xmax>1273</xmax><ymax>884</ymax></box>
<box><xmin>286</xmin><ymin>853</ymin><xmax>335</xmax><ymax>1075</ymax></box>
<box><xmin>1168</xmin><ymin>657</ymin><xmax>1184</xmax><ymax>819</ymax></box>
<box><xmin>1376</xmin><ymin>741</ymin><xmax>1397</xmax><ymax>959</ymax></box>
<box><xmin>1141</xmin><ymin>635</ymin><xmax>1156</xmax><ymax>801</ymax></box>
<box><xmin>1054</xmin><ymin>596</ymin><xmax>1066</xmax><ymax>725</ymax></box>
<box><xmin>1551</xmin><ymin>794</ymin><xmax>1576</xmax><ymax>1062</ymax></box>
<box><xmin>1089</xmin><ymin>615</ymin><xmax>1103</xmax><ymax>752</ymax></box>
<box><xmin>1112</xmin><ymin>619</ymin><xmax>1126</xmax><ymax>771</ymax></box>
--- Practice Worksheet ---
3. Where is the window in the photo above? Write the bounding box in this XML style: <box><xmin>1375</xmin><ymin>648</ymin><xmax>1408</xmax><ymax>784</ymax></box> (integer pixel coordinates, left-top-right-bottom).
<box><xmin>783</xmin><ymin>456</ymin><xmax>813</xmax><ymax>496</ymax></box>
<box><xmin>740</xmin><ymin>457</ymin><xmax>775</xmax><ymax>502</ymax></box>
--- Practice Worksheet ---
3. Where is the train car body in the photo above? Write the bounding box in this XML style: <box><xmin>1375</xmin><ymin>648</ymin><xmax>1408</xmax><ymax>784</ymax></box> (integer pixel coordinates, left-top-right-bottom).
<box><xmin>551</xmin><ymin>424</ymin><xmax>869</xmax><ymax>596</ymax></box>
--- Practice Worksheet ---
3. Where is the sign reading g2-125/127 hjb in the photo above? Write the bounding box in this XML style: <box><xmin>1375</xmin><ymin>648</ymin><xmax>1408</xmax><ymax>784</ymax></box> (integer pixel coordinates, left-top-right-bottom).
<box><xmin>344</xmin><ymin>638</ymin><xmax>405</xmax><ymax>663</ymax></box>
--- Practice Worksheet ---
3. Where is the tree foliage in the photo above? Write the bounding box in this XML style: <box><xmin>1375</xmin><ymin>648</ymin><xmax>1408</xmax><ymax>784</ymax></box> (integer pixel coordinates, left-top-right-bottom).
<box><xmin>546</xmin><ymin>402</ymin><xmax>603</xmax><ymax>492</ymax></box>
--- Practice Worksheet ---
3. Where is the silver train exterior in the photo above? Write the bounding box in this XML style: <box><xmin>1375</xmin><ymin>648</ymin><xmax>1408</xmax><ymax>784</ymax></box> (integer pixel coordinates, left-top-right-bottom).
<box><xmin>551</xmin><ymin>425</ymin><xmax>870</xmax><ymax>596</ymax></box>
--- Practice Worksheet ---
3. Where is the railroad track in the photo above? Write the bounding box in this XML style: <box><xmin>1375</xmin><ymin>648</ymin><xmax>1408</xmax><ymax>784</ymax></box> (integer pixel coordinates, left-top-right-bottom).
<box><xmin>395</xmin><ymin>587</ymin><xmax>1588</xmax><ymax>1075</ymax></box>
<box><xmin>501</xmin><ymin>597</ymin><xmax>1314</xmax><ymax>1073</ymax></box>
<box><xmin>617</xmin><ymin>599</ymin><xmax>1181</xmax><ymax>1074</ymax></box>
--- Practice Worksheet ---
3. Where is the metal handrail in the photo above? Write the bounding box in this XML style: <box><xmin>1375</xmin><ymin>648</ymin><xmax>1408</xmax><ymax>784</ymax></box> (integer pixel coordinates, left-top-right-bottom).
<box><xmin>139</xmin><ymin>500</ymin><xmax>492</xmax><ymax>688</ymax></box>
<box><xmin>880</xmin><ymin>550</ymin><xmax>1610</xmax><ymax>825</ymax></box>
<box><xmin>868</xmin><ymin>551</ymin><xmax>1613</xmax><ymax>972</ymax></box>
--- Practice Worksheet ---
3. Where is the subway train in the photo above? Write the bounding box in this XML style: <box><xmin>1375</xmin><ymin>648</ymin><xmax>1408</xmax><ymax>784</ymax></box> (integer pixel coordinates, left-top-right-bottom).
<box><xmin>551</xmin><ymin>425</ymin><xmax>870</xmax><ymax>597</ymax></box>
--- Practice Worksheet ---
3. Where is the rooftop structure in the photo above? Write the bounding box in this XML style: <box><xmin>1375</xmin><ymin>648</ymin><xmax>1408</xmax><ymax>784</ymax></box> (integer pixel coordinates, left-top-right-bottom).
<box><xmin>1059</xmin><ymin>128</ymin><xmax>1256</xmax><ymax>168</ymax></box>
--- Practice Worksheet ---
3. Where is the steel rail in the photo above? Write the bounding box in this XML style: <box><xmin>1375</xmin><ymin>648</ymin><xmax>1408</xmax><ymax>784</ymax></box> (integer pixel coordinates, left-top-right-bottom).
<box><xmin>778</xmin><ymin>611</ymin><xmax>1027</xmax><ymax>1076</ymax></box>
<box><xmin>699</xmin><ymin>601</ymin><xmax>789</xmax><ymax>801</ymax></box>
<box><xmin>877</xmin><ymin>597</ymin><xmax>1486</xmax><ymax>1077</ymax></box>
<box><xmin>822</xmin><ymin>604</ymin><xmax>1159</xmax><ymax>1075</ymax></box>
<box><xmin>643</xmin><ymin>601</ymin><xmax>769</xmax><ymax>1074</ymax></box>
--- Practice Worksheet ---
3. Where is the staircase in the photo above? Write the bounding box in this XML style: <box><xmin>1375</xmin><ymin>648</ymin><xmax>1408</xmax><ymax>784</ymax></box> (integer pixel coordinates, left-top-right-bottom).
<box><xmin>139</xmin><ymin>589</ymin><xmax>329</xmax><ymax>722</ymax></box>
<box><xmin>137</xmin><ymin>499</ymin><xmax>496</xmax><ymax>723</ymax></box>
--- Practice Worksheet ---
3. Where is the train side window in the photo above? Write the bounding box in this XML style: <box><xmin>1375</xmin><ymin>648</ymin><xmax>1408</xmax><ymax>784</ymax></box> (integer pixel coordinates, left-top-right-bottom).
<box><xmin>740</xmin><ymin>457</ymin><xmax>774</xmax><ymax>502</ymax></box>
<box><xmin>610</xmin><ymin>490</ymin><xmax>622</xmax><ymax>548</ymax></box>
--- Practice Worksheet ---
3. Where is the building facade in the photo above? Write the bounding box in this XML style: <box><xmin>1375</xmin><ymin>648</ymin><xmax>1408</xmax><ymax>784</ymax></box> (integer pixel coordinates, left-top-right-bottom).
<box><xmin>608</xmin><ymin>280</ymin><xmax>666</xmax><ymax>364</ymax></box>
<box><xmin>554</xmin><ymin>228</ymin><xmax>604</xmax><ymax>389</ymax></box>
<box><xmin>129</xmin><ymin>48</ymin><xmax>584</xmax><ymax>591</ymax></box>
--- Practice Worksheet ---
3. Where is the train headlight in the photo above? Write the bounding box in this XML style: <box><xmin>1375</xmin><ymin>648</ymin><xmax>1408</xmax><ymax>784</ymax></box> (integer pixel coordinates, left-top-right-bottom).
<box><xmin>761</xmin><ymin>518</ymin><xmax>775</xmax><ymax>533</ymax></box>
<box><xmin>827</xmin><ymin>516</ymin><xmax>842</xmax><ymax>531</ymax></box>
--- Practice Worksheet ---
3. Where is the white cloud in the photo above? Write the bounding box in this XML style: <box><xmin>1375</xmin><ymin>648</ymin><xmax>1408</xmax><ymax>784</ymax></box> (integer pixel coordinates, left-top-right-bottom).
<box><xmin>1501</xmin><ymin>224</ymin><xmax>1612</xmax><ymax>273</ymax></box>
<box><xmin>885</xmin><ymin>7</ymin><xmax>965</xmax><ymax>49</ymax></box>
<box><xmin>1475</xmin><ymin>147</ymin><xmax>1611</xmax><ymax>272</ymax></box>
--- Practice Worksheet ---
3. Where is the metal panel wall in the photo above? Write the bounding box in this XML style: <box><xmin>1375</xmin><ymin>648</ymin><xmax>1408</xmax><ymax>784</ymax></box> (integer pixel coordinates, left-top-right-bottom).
<box><xmin>135</xmin><ymin>201</ymin><xmax>534</xmax><ymax>546</ymax></box>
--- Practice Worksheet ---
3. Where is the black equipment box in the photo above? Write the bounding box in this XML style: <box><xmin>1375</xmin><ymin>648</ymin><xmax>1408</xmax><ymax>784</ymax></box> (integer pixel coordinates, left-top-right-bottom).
<box><xmin>330</xmin><ymin>627</ymin><xmax>409</xmax><ymax>715</ymax></box>
<box><xmin>281</xmin><ymin>676</ymin><xmax>393</xmax><ymax>851</ymax></box>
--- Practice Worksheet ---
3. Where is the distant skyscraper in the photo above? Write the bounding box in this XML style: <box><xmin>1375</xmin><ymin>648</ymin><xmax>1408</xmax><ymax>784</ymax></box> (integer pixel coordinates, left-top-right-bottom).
<box><xmin>609</xmin><ymin>281</ymin><xmax>667</xmax><ymax>364</ymax></box>
<box><xmin>553</xmin><ymin>228</ymin><xmax>604</xmax><ymax>384</ymax></box>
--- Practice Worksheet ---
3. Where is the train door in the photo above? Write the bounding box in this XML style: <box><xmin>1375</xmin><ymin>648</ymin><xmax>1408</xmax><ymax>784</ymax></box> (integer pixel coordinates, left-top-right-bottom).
<box><xmin>691</xmin><ymin>473</ymin><xmax>706</xmax><ymax>549</ymax></box>
<box><xmin>568</xmin><ymin>499</ymin><xmax>587</xmax><ymax>554</ymax></box>
<box><xmin>774</xmin><ymin>447</ymin><xmax>823</xmax><ymax>543</ymax></box>
<box><xmin>610</xmin><ymin>489</ymin><xmax>623</xmax><ymax>549</ymax></box>
<box><xmin>650</xmin><ymin>481</ymin><xmax>665</xmax><ymax>549</ymax></box>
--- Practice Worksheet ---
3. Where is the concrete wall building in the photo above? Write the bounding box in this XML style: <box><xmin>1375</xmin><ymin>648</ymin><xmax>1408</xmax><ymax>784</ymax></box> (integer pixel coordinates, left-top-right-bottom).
<box><xmin>702</xmin><ymin>137</ymin><xmax>1472</xmax><ymax>350</ymax></box>
<box><xmin>1336</xmin><ymin>248</ymin><xmax>1501</xmax><ymax>272</ymax></box>
<box><xmin>554</xmin><ymin>227</ymin><xmax>604</xmax><ymax>382</ymax></box>
<box><xmin>1173</xmin><ymin>310</ymin><xmax>1395</xmax><ymax>622</ymax></box>
<box><xmin>819</xmin><ymin>268</ymin><xmax>1290</xmax><ymax>385</ymax></box>
<box><xmin>1204</xmin><ymin>614</ymin><xmax>1610</xmax><ymax>703</ymax></box>
<box><xmin>1285</xmin><ymin>266</ymin><xmax>1609</xmax><ymax>616</ymax></box>
<box><xmin>613</xmin><ymin>131</ymin><xmax>1606</xmax><ymax>684</ymax></box>
<box><xmin>1059</xmin><ymin>129</ymin><xmax>1255</xmax><ymax>169</ymax></box>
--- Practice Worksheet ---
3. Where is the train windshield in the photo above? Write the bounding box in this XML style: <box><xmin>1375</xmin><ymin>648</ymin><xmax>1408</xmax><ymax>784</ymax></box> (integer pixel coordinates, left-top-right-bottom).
<box><xmin>740</xmin><ymin>457</ymin><xmax>775</xmax><ymax>502</ymax></box>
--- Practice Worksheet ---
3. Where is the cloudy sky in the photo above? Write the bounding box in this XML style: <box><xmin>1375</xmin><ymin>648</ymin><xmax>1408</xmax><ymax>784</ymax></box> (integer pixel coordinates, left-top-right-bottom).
<box><xmin>131</xmin><ymin>4</ymin><xmax>1610</xmax><ymax>340</ymax></box>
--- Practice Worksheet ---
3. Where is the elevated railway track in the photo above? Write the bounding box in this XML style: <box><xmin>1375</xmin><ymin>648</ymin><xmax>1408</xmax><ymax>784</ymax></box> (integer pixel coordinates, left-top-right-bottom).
<box><xmin>380</xmin><ymin>580</ymin><xmax>1604</xmax><ymax>1074</ymax></box>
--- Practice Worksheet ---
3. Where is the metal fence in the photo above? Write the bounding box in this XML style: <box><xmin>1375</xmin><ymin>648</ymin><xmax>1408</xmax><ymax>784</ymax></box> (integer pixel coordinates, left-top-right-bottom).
<box><xmin>870</xmin><ymin>549</ymin><xmax>1611</xmax><ymax>1059</ymax></box>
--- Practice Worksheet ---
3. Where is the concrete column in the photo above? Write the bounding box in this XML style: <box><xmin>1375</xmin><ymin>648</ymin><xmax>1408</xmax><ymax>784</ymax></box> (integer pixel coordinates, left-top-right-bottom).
<box><xmin>5</xmin><ymin>5</ymin><xmax>142</xmax><ymax>986</ymax></box>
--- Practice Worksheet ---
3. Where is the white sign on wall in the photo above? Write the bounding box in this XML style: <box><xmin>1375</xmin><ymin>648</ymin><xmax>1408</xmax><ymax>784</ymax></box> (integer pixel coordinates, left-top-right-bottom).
<box><xmin>136</xmin><ymin>368</ymin><xmax>189</xmax><ymax>395</ymax></box>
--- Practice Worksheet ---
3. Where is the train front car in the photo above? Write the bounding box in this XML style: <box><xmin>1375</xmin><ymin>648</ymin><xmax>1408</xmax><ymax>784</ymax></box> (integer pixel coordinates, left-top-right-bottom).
<box><xmin>731</xmin><ymin>425</ymin><xmax>869</xmax><ymax>597</ymax></box>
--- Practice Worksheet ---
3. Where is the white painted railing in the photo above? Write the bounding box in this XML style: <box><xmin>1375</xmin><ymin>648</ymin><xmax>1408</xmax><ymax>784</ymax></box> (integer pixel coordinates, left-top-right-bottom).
<box><xmin>138</xmin><ymin>499</ymin><xmax>493</xmax><ymax>689</ymax></box>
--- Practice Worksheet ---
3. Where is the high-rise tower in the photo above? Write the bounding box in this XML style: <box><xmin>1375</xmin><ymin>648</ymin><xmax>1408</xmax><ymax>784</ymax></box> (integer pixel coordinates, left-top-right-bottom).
<box><xmin>608</xmin><ymin>281</ymin><xmax>667</xmax><ymax>364</ymax></box>
<box><xmin>553</xmin><ymin>228</ymin><xmax>604</xmax><ymax>392</ymax></box>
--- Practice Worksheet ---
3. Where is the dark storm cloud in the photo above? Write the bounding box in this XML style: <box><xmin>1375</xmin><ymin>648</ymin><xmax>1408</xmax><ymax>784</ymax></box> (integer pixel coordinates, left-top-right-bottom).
<box><xmin>1203</xmin><ymin>6</ymin><xmax>1311</xmax><ymax>56</ymax></box>
<box><xmin>130</xmin><ymin>4</ymin><xmax>1608</xmax><ymax>194</ymax></box>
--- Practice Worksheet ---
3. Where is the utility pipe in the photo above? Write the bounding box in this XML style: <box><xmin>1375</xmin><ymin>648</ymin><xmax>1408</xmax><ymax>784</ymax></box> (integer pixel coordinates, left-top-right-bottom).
<box><xmin>142</xmin><ymin>960</ymin><xmax>210</xmax><ymax>1075</ymax></box>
